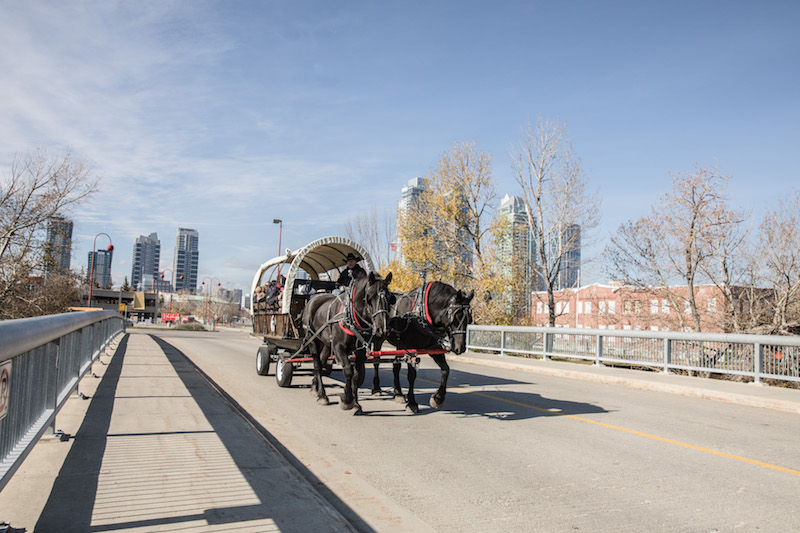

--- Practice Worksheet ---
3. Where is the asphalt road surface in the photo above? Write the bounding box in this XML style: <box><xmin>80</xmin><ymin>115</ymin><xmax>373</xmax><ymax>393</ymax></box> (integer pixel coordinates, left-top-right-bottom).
<box><xmin>150</xmin><ymin>327</ymin><xmax>800</xmax><ymax>532</ymax></box>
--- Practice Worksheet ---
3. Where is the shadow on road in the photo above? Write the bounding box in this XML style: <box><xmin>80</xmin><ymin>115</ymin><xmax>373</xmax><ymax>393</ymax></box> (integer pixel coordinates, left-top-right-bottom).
<box><xmin>149</xmin><ymin>335</ymin><xmax>371</xmax><ymax>533</ymax></box>
<box><xmin>313</xmin><ymin>364</ymin><xmax>609</xmax><ymax>420</ymax></box>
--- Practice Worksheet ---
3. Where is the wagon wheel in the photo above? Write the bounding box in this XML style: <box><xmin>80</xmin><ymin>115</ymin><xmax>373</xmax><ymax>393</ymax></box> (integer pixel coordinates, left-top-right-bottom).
<box><xmin>256</xmin><ymin>343</ymin><xmax>277</xmax><ymax>376</ymax></box>
<box><xmin>275</xmin><ymin>356</ymin><xmax>294</xmax><ymax>387</ymax></box>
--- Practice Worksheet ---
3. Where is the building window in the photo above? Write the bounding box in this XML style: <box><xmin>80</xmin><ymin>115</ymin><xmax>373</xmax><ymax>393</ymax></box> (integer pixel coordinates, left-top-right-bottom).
<box><xmin>651</xmin><ymin>300</ymin><xmax>658</xmax><ymax>314</ymax></box>
<box><xmin>684</xmin><ymin>301</ymin><xmax>691</xmax><ymax>315</ymax></box>
<box><xmin>662</xmin><ymin>300</ymin><xmax>669</xmax><ymax>314</ymax></box>
<box><xmin>563</xmin><ymin>301</ymin><xmax>569</xmax><ymax>313</ymax></box>
<box><xmin>650</xmin><ymin>326</ymin><xmax>659</xmax><ymax>331</ymax></box>
<box><xmin>608</xmin><ymin>301</ymin><xmax>615</xmax><ymax>314</ymax></box>
<box><xmin>708</xmin><ymin>297</ymin><xmax>717</xmax><ymax>313</ymax></box>
<box><xmin>599</xmin><ymin>301</ymin><xmax>606</xmax><ymax>313</ymax></box>
<box><xmin>556</xmin><ymin>301</ymin><xmax>562</xmax><ymax>313</ymax></box>
<box><xmin>635</xmin><ymin>300</ymin><xmax>642</xmax><ymax>314</ymax></box>
<box><xmin>585</xmin><ymin>301</ymin><xmax>592</xmax><ymax>314</ymax></box>
<box><xmin>536</xmin><ymin>302</ymin><xmax>542</xmax><ymax>314</ymax></box>
<box><xmin>624</xmin><ymin>300</ymin><xmax>632</xmax><ymax>313</ymax></box>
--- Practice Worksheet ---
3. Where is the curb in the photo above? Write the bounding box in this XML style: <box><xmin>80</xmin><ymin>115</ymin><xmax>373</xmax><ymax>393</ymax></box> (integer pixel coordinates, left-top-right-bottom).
<box><xmin>448</xmin><ymin>354</ymin><xmax>800</xmax><ymax>415</ymax></box>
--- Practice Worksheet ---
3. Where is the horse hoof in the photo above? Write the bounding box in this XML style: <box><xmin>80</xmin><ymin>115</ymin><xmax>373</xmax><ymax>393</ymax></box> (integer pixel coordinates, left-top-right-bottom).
<box><xmin>339</xmin><ymin>396</ymin><xmax>354</xmax><ymax>410</ymax></box>
<box><xmin>429</xmin><ymin>396</ymin><xmax>444</xmax><ymax>409</ymax></box>
<box><xmin>371</xmin><ymin>389</ymin><xmax>382</xmax><ymax>397</ymax></box>
<box><xmin>393</xmin><ymin>394</ymin><xmax>406</xmax><ymax>404</ymax></box>
<box><xmin>352</xmin><ymin>406</ymin><xmax>363</xmax><ymax>415</ymax></box>
<box><xmin>317</xmin><ymin>397</ymin><xmax>330</xmax><ymax>406</ymax></box>
<box><xmin>405</xmin><ymin>403</ymin><xmax>419</xmax><ymax>414</ymax></box>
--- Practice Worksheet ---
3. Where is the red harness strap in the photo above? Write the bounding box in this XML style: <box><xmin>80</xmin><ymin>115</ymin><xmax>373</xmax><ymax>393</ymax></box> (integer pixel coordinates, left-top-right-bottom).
<box><xmin>423</xmin><ymin>282</ymin><xmax>435</xmax><ymax>325</ymax></box>
<box><xmin>338</xmin><ymin>284</ymin><xmax>363</xmax><ymax>337</ymax></box>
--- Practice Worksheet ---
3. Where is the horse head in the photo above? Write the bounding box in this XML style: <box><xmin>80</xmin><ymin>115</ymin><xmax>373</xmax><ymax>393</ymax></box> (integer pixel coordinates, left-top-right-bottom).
<box><xmin>446</xmin><ymin>288</ymin><xmax>474</xmax><ymax>354</ymax></box>
<box><xmin>362</xmin><ymin>271</ymin><xmax>393</xmax><ymax>338</ymax></box>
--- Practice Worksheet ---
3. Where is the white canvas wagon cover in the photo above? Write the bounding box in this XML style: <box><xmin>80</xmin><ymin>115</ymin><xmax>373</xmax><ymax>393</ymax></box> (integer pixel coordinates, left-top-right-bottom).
<box><xmin>250</xmin><ymin>235</ymin><xmax>376</xmax><ymax>315</ymax></box>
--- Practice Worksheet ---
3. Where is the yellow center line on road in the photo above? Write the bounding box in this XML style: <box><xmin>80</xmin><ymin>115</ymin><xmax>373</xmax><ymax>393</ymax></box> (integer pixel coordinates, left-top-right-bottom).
<box><xmin>405</xmin><ymin>372</ymin><xmax>800</xmax><ymax>478</ymax></box>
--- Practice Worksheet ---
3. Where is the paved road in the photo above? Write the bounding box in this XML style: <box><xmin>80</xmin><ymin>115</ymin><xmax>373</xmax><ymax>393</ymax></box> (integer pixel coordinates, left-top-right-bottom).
<box><xmin>2</xmin><ymin>327</ymin><xmax>799</xmax><ymax>532</ymax></box>
<box><xmin>161</xmin><ymin>328</ymin><xmax>800</xmax><ymax>532</ymax></box>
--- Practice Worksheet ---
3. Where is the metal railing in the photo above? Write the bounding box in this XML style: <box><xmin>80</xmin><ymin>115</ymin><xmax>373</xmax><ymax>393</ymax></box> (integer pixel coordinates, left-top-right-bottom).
<box><xmin>467</xmin><ymin>325</ymin><xmax>800</xmax><ymax>385</ymax></box>
<box><xmin>0</xmin><ymin>311</ymin><xmax>124</xmax><ymax>492</ymax></box>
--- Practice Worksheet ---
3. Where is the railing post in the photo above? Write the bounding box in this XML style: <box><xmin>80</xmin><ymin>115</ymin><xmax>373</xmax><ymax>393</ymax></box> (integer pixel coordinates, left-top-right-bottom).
<box><xmin>595</xmin><ymin>335</ymin><xmax>603</xmax><ymax>365</ymax></box>
<box><xmin>663</xmin><ymin>338</ymin><xmax>672</xmax><ymax>374</ymax></box>
<box><xmin>500</xmin><ymin>329</ymin><xmax>506</xmax><ymax>356</ymax></box>
<box><xmin>543</xmin><ymin>331</ymin><xmax>551</xmax><ymax>360</ymax></box>
<box><xmin>754</xmin><ymin>342</ymin><xmax>762</xmax><ymax>385</ymax></box>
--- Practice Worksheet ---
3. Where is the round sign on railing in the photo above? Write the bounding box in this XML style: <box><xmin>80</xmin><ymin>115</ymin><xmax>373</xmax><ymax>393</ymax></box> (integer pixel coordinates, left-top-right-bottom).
<box><xmin>0</xmin><ymin>360</ymin><xmax>11</xmax><ymax>421</ymax></box>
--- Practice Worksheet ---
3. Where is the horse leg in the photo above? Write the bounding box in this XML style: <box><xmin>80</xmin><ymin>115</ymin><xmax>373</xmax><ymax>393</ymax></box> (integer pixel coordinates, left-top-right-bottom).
<box><xmin>404</xmin><ymin>362</ymin><xmax>419</xmax><ymax>413</ymax></box>
<box><xmin>429</xmin><ymin>353</ymin><xmax>450</xmax><ymax>409</ymax></box>
<box><xmin>310</xmin><ymin>342</ymin><xmax>330</xmax><ymax>405</ymax></box>
<box><xmin>337</xmin><ymin>344</ymin><xmax>362</xmax><ymax>414</ymax></box>
<box><xmin>392</xmin><ymin>361</ymin><xmax>405</xmax><ymax>403</ymax></box>
<box><xmin>371</xmin><ymin>339</ymin><xmax>383</xmax><ymax>396</ymax></box>
<box><xmin>371</xmin><ymin>362</ymin><xmax>382</xmax><ymax>395</ymax></box>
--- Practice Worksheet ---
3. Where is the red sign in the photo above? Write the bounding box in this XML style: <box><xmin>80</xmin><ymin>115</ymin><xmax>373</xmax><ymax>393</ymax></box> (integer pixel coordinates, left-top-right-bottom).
<box><xmin>162</xmin><ymin>312</ymin><xmax>181</xmax><ymax>323</ymax></box>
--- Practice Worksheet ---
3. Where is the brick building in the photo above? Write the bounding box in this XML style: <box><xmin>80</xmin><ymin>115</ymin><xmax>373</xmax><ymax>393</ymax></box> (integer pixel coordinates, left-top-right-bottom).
<box><xmin>531</xmin><ymin>283</ymin><xmax>765</xmax><ymax>333</ymax></box>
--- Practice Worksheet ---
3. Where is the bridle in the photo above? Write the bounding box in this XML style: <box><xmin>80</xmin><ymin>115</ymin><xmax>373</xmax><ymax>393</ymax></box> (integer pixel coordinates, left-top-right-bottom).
<box><xmin>340</xmin><ymin>277</ymin><xmax>390</xmax><ymax>342</ymax></box>
<box><xmin>411</xmin><ymin>282</ymin><xmax>472</xmax><ymax>345</ymax></box>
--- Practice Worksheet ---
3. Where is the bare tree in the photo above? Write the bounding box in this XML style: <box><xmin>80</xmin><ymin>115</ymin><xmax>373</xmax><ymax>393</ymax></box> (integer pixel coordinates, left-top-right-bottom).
<box><xmin>0</xmin><ymin>148</ymin><xmax>99</xmax><ymax>318</ymax></box>
<box><xmin>606</xmin><ymin>166</ymin><xmax>741</xmax><ymax>332</ymax></box>
<box><xmin>511</xmin><ymin>119</ymin><xmax>600</xmax><ymax>326</ymax></box>
<box><xmin>344</xmin><ymin>205</ymin><xmax>396</xmax><ymax>269</ymax></box>
<box><xmin>757</xmin><ymin>191</ymin><xmax>800</xmax><ymax>334</ymax></box>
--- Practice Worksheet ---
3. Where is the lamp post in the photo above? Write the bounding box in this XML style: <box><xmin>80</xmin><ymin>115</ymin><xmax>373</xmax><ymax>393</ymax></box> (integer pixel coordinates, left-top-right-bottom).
<box><xmin>88</xmin><ymin>233</ymin><xmax>113</xmax><ymax>308</ymax></box>
<box><xmin>160</xmin><ymin>269</ymin><xmax>183</xmax><ymax>315</ymax></box>
<box><xmin>273</xmin><ymin>219</ymin><xmax>283</xmax><ymax>287</ymax></box>
<box><xmin>201</xmin><ymin>277</ymin><xmax>221</xmax><ymax>329</ymax></box>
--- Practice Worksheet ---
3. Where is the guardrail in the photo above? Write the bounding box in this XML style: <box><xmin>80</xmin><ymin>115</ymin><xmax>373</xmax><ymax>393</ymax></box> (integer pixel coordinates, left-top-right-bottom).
<box><xmin>0</xmin><ymin>311</ymin><xmax>124</xmax><ymax>492</ymax></box>
<box><xmin>467</xmin><ymin>325</ymin><xmax>800</xmax><ymax>385</ymax></box>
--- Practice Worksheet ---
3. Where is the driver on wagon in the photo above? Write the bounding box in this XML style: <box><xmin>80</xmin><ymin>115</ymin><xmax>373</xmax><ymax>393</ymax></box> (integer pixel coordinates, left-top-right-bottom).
<box><xmin>335</xmin><ymin>253</ymin><xmax>366</xmax><ymax>293</ymax></box>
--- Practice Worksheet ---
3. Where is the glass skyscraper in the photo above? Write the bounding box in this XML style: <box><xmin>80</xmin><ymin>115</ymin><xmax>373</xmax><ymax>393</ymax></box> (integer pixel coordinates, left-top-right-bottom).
<box><xmin>173</xmin><ymin>228</ymin><xmax>199</xmax><ymax>293</ymax></box>
<box><xmin>131</xmin><ymin>232</ymin><xmax>161</xmax><ymax>291</ymax></box>
<box><xmin>44</xmin><ymin>216</ymin><xmax>73</xmax><ymax>278</ymax></box>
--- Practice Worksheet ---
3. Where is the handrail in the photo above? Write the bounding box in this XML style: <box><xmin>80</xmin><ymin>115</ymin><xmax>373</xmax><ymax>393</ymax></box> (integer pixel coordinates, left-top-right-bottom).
<box><xmin>0</xmin><ymin>310</ymin><xmax>121</xmax><ymax>362</ymax></box>
<box><xmin>467</xmin><ymin>324</ymin><xmax>800</xmax><ymax>385</ymax></box>
<box><xmin>0</xmin><ymin>311</ymin><xmax>124</xmax><ymax>493</ymax></box>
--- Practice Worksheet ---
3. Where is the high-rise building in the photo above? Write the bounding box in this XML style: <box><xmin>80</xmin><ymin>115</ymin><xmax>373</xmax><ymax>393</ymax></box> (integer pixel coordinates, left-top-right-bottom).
<box><xmin>88</xmin><ymin>248</ymin><xmax>113</xmax><ymax>288</ymax></box>
<box><xmin>396</xmin><ymin>177</ymin><xmax>426</xmax><ymax>266</ymax></box>
<box><xmin>497</xmin><ymin>194</ymin><xmax>540</xmax><ymax>314</ymax></box>
<box><xmin>550</xmin><ymin>223</ymin><xmax>581</xmax><ymax>290</ymax></box>
<box><xmin>173</xmin><ymin>228</ymin><xmax>199</xmax><ymax>293</ymax></box>
<box><xmin>44</xmin><ymin>216</ymin><xmax>73</xmax><ymax>278</ymax></box>
<box><xmin>131</xmin><ymin>232</ymin><xmax>161</xmax><ymax>291</ymax></box>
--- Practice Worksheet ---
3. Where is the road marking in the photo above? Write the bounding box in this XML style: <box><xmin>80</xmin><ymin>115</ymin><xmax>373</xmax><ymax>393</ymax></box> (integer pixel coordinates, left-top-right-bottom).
<box><xmin>404</xmin><ymin>371</ymin><xmax>800</xmax><ymax>478</ymax></box>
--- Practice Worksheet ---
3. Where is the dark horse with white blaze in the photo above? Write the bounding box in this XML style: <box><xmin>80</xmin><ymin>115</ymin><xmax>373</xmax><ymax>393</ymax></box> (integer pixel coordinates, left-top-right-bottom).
<box><xmin>372</xmin><ymin>281</ymin><xmax>474</xmax><ymax>413</ymax></box>
<box><xmin>302</xmin><ymin>272</ymin><xmax>393</xmax><ymax>414</ymax></box>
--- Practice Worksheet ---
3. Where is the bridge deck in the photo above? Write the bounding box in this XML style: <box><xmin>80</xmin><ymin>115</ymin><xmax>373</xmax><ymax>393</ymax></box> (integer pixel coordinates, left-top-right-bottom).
<box><xmin>0</xmin><ymin>332</ymin><xmax>353</xmax><ymax>532</ymax></box>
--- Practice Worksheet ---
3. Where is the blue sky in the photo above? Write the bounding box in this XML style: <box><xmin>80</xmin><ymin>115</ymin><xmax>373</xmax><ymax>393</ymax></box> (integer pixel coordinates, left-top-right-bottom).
<box><xmin>1</xmin><ymin>1</ymin><xmax>798</xmax><ymax>294</ymax></box>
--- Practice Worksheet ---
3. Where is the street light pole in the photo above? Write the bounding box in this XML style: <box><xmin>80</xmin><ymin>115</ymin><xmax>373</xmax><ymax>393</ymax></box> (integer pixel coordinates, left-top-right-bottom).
<box><xmin>88</xmin><ymin>232</ymin><xmax>113</xmax><ymax>308</ymax></box>
<box><xmin>201</xmin><ymin>277</ymin><xmax>221</xmax><ymax>329</ymax></box>
<box><xmin>273</xmin><ymin>219</ymin><xmax>283</xmax><ymax>288</ymax></box>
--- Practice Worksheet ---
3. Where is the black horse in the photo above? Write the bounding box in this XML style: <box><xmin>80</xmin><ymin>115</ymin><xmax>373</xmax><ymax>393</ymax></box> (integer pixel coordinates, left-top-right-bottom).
<box><xmin>302</xmin><ymin>272</ymin><xmax>392</xmax><ymax>414</ymax></box>
<box><xmin>372</xmin><ymin>281</ymin><xmax>474</xmax><ymax>413</ymax></box>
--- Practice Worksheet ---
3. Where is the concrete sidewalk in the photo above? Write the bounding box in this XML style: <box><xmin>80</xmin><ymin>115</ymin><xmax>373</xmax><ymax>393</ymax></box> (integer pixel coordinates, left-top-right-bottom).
<box><xmin>451</xmin><ymin>349</ymin><xmax>800</xmax><ymax>414</ymax></box>
<box><xmin>0</xmin><ymin>333</ymin><xmax>356</xmax><ymax>533</ymax></box>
